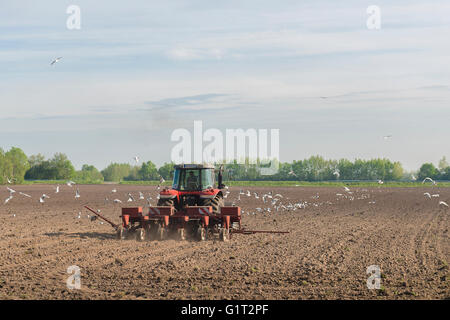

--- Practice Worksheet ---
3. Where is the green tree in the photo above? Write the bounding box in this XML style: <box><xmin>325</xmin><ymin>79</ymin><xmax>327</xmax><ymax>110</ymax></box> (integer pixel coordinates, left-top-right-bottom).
<box><xmin>158</xmin><ymin>162</ymin><xmax>175</xmax><ymax>180</ymax></box>
<box><xmin>5</xmin><ymin>147</ymin><xmax>29</xmax><ymax>183</ymax></box>
<box><xmin>74</xmin><ymin>165</ymin><xmax>104</xmax><ymax>183</ymax></box>
<box><xmin>50</xmin><ymin>153</ymin><xmax>75</xmax><ymax>180</ymax></box>
<box><xmin>417</xmin><ymin>163</ymin><xmax>439</xmax><ymax>181</ymax></box>
<box><xmin>101</xmin><ymin>163</ymin><xmax>132</xmax><ymax>182</ymax></box>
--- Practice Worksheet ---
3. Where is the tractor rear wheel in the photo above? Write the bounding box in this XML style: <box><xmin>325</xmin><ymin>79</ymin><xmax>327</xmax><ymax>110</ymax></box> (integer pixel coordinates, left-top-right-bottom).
<box><xmin>201</xmin><ymin>194</ymin><xmax>224</xmax><ymax>215</ymax></box>
<box><xmin>157</xmin><ymin>198</ymin><xmax>176</xmax><ymax>209</ymax></box>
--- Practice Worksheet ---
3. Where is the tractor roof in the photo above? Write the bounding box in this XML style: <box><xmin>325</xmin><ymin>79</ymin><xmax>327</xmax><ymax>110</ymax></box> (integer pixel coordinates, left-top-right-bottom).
<box><xmin>174</xmin><ymin>164</ymin><xmax>215</xmax><ymax>169</ymax></box>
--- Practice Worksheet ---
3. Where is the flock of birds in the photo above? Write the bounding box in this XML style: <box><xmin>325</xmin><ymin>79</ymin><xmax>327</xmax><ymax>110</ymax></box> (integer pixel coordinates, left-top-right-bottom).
<box><xmin>2</xmin><ymin>172</ymin><xmax>448</xmax><ymax>222</ymax></box>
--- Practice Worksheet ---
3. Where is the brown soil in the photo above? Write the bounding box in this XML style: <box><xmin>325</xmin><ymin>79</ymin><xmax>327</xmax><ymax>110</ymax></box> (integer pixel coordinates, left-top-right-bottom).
<box><xmin>0</xmin><ymin>184</ymin><xmax>448</xmax><ymax>300</ymax></box>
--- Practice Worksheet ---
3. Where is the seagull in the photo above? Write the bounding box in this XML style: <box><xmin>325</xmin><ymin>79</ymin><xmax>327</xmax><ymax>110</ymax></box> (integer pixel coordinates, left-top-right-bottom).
<box><xmin>50</xmin><ymin>57</ymin><xmax>62</xmax><ymax>66</ymax></box>
<box><xmin>75</xmin><ymin>188</ymin><xmax>80</xmax><ymax>199</ymax></box>
<box><xmin>288</xmin><ymin>170</ymin><xmax>297</xmax><ymax>177</ymax></box>
<box><xmin>333</xmin><ymin>171</ymin><xmax>340</xmax><ymax>178</ymax></box>
<box><xmin>127</xmin><ymin>193</ymin><xmax>134</xmax><ymax>202</ymax></box>
<box><xmin>19</xmin><ymin>192</ymin><xmax>31</xmax><ymax>198</ymax></box>
<box><xmin>77</xmin><ymin>212</ymin><xmax>81</xmax><ymax>219</ymax></box>
<box><xmin>378</xmin><ymin>179</ymin><xmax>384</xmax><ymax>184</ymax></box>
<box><xmin>134</xmin><ymin>156</ymin><xmax>139</xmax><ymax>163</ymax></box>
<box><xmin>424</xmin><ymin>192</ymin><xmax>431</xmax><ymax>199</ymax></box>
<box><xmin>7</xmin><ymin>187</ymin><xmax>16</xmax><ymax>194</ymax></box>
<box><xmin>422</xmin><ymin>177</ymin><xmax>436</xmax><ymax>185</ymax></box>
<box><xmin>432</xmin><ymin>194</ymin><xmax>440</xmax><ymax>198</ymax></box>
<box><xmin>39</xmin><ymin>194</ymin><xmax>50</xmax><ymax>203</ymax></box>
<box><xmin>439</xmin><ymin>201</ymin><xmax>449</xmax><ymax>208</ymax></box>
<box><xmin>6</xmin><ymin>177</ymin><xmax>12</xmax><ymax>184</ymax></box>
<box><xmin>139</xmin><ymin>192</ymin><xmax>144</xmax><ymax>200</ymax></box>
<box><xmin>344</xmin><ymin>186</ymin><xmax>350</xmax><ymax>192</ymax></box>
<box><xmin>113</xmin><ymin>199</ymin><xmax>122</xmax><ymax>204</ymax></box>
<box><xmin>55</xmin><ymin>185</ymin><xmax>60</xmax><ymax>193</ymax></box>
<box><xmin>112</xmin><ymin>188</ymin><xmax>117</xmax><ymax>193</ymax></box>
<box><xmin>383</xmin><ymin>135</ymin><xmax>392</xmax><ymax>140</ymax></box>
<box><xmin>67</xmin><ymin>181</ymin><xmax>75</xmax><ymax>187</ymax></box>
<box><xmin>4</xmin><ymin>195</ymin><xmax>13</xmax><ymax>204</ymax></box>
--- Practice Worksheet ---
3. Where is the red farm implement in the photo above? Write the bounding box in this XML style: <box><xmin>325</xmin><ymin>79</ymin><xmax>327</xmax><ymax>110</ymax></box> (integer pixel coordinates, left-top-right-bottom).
<box><xmin>84</xmin><ymin>205</ymin><xmax>288</xmax><ymax>242</ymax></box>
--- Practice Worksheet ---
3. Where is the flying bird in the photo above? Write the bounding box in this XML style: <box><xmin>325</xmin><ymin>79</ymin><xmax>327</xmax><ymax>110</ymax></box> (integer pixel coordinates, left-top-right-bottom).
<box><xmin>39</xmin><ymin>194</ymin><xmax>50</xmax><ymax>203</ymax></box>
<box><xmin>422</xmin><ymin>177</ymin><xmax>436</xmax><ymax>185</ymax></box>
<box><xmin>67</xmin><ymin>181</ymin><xmax>75</xmax><ymax>187</ymax></box>
<box><xmin>7</xmin><ymin>187</ymin><xmax>16</xmax><ymax>194</ymax></box>
<box><xmin>424</xmin><ymin>192</ymin><xmax>431</xmax><ymax>199</ymax></box>
<box><xmin>383</xmin><ymin>135</ymin><xmax>392</xmax><ymax>140</ymax></box>
<box><xmin>19</xmin><ymin>192</ymin><xmax>31</xmax><ymax>198</ymax></box>
<box><xmin>134</xmin><ymin>156</ymin><xmax>139</xmax><ymax>163</ymax></box>
<box><xmin>50</xmin><ymin>57</ymin><xmax>62</xmax><ymax>66</ymax></box>
<box><xmin>439</xmin><ymin>201</ymin><xmax>449</xmax><ymax>208</ymax></box>
<box><xmin>4</xmin><ymin>195</ymin><xmax>13</xmax><ymax>204</ymax></box>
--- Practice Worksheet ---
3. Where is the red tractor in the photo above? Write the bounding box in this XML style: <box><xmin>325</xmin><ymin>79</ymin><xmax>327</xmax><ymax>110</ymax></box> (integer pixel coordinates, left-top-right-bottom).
<box><xmin>157</xmin><ymin>164</ymin><xmax>225</xmax><ymax>214</ymax></box>
<box><xmin>83</xmin><ymin>164</ymin><xmax>288</xmax><ymax>241</ymax></box>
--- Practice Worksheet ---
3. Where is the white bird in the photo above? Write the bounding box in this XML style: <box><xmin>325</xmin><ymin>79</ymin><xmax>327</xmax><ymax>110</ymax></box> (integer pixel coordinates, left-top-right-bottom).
<box><xmin>77</xmin><ymin>212</ymin><xmax>81</xmax><ymax>219</ymax></box>
<box><xmin>378</xmin><ymin>180</ymin><xmax>384</xmax><ymax>184</ymax></box>
<box><xmin>75</xmin><ymin>188</ymin><xmax>80</xmax><ymax>199</ymax></box>
<box><xmin>159</xmin><ymin>176</ymin><xmax>165</xmax><ymax>184</ymax></box>
<box><xmin>55</xmin><ymin>185</ymin><xmax>60</xmax><ymax>193</ymax></box>
<box><xmin>4</xmin><ymin>195</ymin><xmax>13</xmax><ymax>204</ymax></box>
<box><xmin>139</xmin><ymin>192</ymin><xmax>144</xmax><ymax>200</ymax></box>
<box><xmin>288</xmin><ymin>170</ymin><xmax>297</xmax><ymax>177</ymax></box>
<box><xmin>7</xmin><ymin>187</ymin><xmax>16</xmax><ymax>194</ymax></box>
<box><xmin>439</xmin><ymin>201</ymin><xmax>449</xmax><ymax>208</ymax></box>
<box><xmin>19</xmin><ymin>192</ymin><xmax>31</xmax><ymax>198</ymax></box>
<box><xmin>432</xmin><ymin>194</ymin><xmax>440</xmax><ymax>198</ymax></box>
<box><xmin>424</xmin><ymin>192</ymin><xmax>431</xmax><ymax>199</ymax></box>
<box><xmin>134</xmin><ymin>156</ymin><xmax>139</xmax><ymax>163</ymax></box>
<box><xmin>113</xmin><ymin>199</ymin><xmax>122</xmax><ymax>204</ymax></box>
<box><xmin>67</xmin><ymin>181</ymin><xmax>75</xmax><ymax>187</ymax></box>
<box><xmin>422</xmin><ymin>177</ymin><xmax>436</xmax><ymax>185</ymax></box>
<box><xmin>112</xmin><ymin>188</ymin><xmax>117</xmax><ymax>193</ymax></box>
<box><xmin>127</xmin><ymin>193</ymin><xmax>134</xmax><ymax>202</ymax></box>
<box><xmin>50</xmin><ymin>57</ymin><xmax>62</xmax><ymax>66</ymax></box>
<box><xmin>344</xmin><ymin>186</ymin><xmax>350</xmax><ymax>192</ymax></box>
<box><xmin>383</xmin><ymin>135</ymin><xmax>392</xmax><ymax>140</ymax></box>
<box><xmin>333</xmin><ymin>171</ymin><xmax>340</xmax><ymax>178</ymax></box>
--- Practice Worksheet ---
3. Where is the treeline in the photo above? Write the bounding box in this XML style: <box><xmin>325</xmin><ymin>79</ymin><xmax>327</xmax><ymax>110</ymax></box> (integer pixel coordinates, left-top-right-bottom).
<box><xmin>1</xmin><ymin>147</ymin><xmax>450</xmax><ymax>184</ymax></box>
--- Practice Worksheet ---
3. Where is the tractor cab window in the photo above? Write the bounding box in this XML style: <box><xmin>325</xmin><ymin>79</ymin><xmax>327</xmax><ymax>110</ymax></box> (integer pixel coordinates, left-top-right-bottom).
<box><xmin>177</xmin><ymin>169</ymin><xmax>200</xmax><ymax>191</ymax></box>
<box><xmin>201</xmin><ymin>169</ymin><xmax>214</xmax><ymax>189</ymax></box>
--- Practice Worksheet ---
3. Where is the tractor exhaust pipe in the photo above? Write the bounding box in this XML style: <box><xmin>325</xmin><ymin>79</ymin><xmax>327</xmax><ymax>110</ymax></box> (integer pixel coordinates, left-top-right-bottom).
<box><xmin>218</xmin><ymin>164</ymin><xmax>225</xmax><ymax>189</ymax></box>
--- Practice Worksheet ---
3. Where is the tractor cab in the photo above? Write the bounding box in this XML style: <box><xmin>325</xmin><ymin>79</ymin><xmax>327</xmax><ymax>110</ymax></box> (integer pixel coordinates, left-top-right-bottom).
<box><xmin>172</xmin><ymin>164</ymin><xmax>224</xmax><ymax>191</ymax></box>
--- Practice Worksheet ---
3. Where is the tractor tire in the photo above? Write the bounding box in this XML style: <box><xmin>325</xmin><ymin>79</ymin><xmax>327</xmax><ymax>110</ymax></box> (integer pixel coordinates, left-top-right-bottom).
<box><xmin>201</xmin><ymin>194</ymin><xmax>224</xmax><ymax>215</ymax></box>
<box><xmin>136</xmin><ymin>228</ymin><xmax>146</xmax><ymax>241</ymax></box>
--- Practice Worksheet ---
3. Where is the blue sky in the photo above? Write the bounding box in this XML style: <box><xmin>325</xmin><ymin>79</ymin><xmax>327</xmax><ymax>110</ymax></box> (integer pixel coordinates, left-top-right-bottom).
<box><xmin>1</xmin><ymin>0</ymin><xmax>449</xmax><ymax>171</ymax></box>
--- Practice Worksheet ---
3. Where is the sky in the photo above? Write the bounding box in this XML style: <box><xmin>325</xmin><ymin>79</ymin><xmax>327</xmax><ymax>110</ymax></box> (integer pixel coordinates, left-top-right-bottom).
<box><xmin>1</xmin><ymin>0</ymin><xmax>449</xmax><ymax>171</ymax></box>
